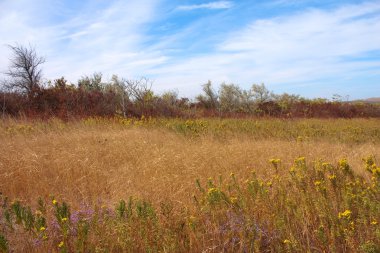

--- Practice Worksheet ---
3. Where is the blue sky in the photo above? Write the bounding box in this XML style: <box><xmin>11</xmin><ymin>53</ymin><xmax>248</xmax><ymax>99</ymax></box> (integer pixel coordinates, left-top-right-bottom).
<box><xmin>0</xmin><ymin>0</ymin><xmax>379</xmax><ymax>99</ymax></box>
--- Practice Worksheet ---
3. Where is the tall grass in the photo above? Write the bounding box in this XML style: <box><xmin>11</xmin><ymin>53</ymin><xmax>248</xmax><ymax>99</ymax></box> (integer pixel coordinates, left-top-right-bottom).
<box><xmin>0</xmin><ymin>117</ymin><xmax>379</xmax><ymax>252</ymax></box>
<box><xmin>2</xmin><ymin>116</ymin><xmax>379</xmax><ymax>143</ymax></box>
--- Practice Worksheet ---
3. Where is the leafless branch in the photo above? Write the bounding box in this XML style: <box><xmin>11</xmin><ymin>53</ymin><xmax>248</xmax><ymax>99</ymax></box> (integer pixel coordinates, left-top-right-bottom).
<box><xmin>4</xmin><ymin>43</ymin><xmax>45</xmax><ymax>95</ymax></box>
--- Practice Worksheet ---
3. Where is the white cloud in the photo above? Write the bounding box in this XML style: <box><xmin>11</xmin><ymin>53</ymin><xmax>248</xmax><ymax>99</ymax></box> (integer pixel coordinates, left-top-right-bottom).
<box><xmin>176</xmin><ymin>1</ymin><xmax>233</xmax><ymax>11</ymax></box>
<box><xmin>0</xmin><ymin>0</ymin><xmax>379</xmax><ymax>99</ymax></box>
<box><xmin>149</xmin><ymin>2</ymin><xmax>380</xmax><ymax>98</ymax></box>
<box><xmin>46</xmin><ymin>0</ymin><xmax>164</xmax><ymax>78</ymax></box>
<box><xmin>0</xmin><ymin>0</ymin><xmax>165</xmax><ymax>82</ymax></box>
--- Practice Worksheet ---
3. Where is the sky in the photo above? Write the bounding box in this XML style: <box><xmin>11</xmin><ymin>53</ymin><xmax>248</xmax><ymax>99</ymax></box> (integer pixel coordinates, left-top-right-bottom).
<box><xmin>0</xmin><ymin>0</ymin><xmax>379</xmax><ymax>99</ymax></box>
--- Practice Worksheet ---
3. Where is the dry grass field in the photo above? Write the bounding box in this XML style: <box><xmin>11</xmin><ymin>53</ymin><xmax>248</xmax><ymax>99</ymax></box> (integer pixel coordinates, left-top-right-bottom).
<box><xmin>0</xmin><ymin>117</ymin><xmax>380</xmax><ymax>252</ymax></box>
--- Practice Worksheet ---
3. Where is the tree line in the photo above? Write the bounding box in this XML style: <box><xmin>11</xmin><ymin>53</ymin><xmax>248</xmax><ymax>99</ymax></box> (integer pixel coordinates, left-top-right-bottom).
<box><xmin>1</xmin><ymin>44</ymin><xmax>379</xmax><ymax>119</ymax></box>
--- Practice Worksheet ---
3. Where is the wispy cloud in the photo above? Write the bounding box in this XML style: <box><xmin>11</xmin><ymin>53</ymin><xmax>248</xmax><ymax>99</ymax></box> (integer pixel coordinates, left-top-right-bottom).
<box><xmin>176</xmin><ymin>1</ymin><xmax>233</xmax><ymax>11</ymax></box>
<box><xmin>0</xmin><ymin>0</ymin><xmax>165</xmax><ymax>81</ymax></box>
<box><xmin>150</xmin><ymin>1</ymin><xmax>380</xmax><ymax>98</ymax></box>
<box><xmin>0</xmin><ymin>0</ymin><xmax>379</xmax><ymax>99</ymax></box>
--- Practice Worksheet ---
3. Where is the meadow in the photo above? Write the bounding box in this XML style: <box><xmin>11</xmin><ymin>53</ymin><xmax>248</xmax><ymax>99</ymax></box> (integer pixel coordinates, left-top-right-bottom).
<box><xmin>0</xmin><ymin>117</ymin><xmax>379</xmax><ymax>252</ymax></box>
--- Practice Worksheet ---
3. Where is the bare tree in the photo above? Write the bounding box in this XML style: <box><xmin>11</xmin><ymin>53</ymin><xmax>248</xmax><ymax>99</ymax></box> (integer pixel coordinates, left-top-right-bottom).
<box><xmin>125</xmin><ymin>77</ymin><xmax>154</xmax><ymax>115</ymax></box>
<box><xmin>125</xmin><ymin>77</ymin><xmax>153</xmax><ymax>102</ymax></box>
<box><xmin>4</xmin><ymin>44</ymin><xmax>45</xmax><ymax>96</ymax></box>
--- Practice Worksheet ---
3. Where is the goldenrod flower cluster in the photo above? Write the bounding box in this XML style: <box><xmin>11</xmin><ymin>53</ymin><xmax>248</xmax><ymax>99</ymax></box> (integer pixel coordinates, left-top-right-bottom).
<box><xmin>338</xmin><ymin>209</ymin><xmax>352</xmax><ymax>220</ymax></box>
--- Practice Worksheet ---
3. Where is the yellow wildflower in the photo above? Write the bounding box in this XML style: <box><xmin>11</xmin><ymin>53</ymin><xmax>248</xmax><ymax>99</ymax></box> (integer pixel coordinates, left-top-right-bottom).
<box><xmin>371</xmin><ymin>220</ymin><xmax>378</xmax><ymax>225</ymax></box>
<box><xmin>230</xmin><ymin>197</ymin><xmax>238</xmax><ymax>204</ymax></box>
<box><xmin>58</xmin><ymin>241</ymin><xmax>64</xmax><ymax>248</ymax></box>
<box><xmin>61</xmin><ymin>217</ymin><xmax>68</xmax><ymax>222</ymax></box>
<box><xmin>208</xmin><ymin>187</ymin><xmax>219</xmax><ymax>194</ymax></box>
<box><xmin>283</xmin><ymin>239</ymin><xmax>291</xmax><ymax>244</ymax></box>
<box><xmin>39</xmin><ymin>226</ymin><xmax>46</xmax><ymax>231</ymax></box>
<box><xmin>269</xmin><ymin>158</ymin><xmax>281</xmax><ymax>165</ymax></box>
<box><xmin>52</xmin><ymin>199</ymin><xmax>57</xmax><ymax>205</ymax></box>
<box><xmin>372</xmin><ymin>167</ymin><xmax>380</xmax><ymax>177</ymax></box>
<box><xmin>322</xmin><ymin>162</ymin><xmax>330</xmax><ymax>168</ymax></box>
<box><xmin>339</xmin><ymin>158</ymin><xmax>350</xmax><ymax>172</ymax></box>
<box><xmin>295</xmin><ymin>157</ymin><xmax>305</xmax><ymax>163</ymax></box>
<box><xmin>338</xmin><ymin>210</ymin><xmax>352</xmax><ymax>219</ymax></box>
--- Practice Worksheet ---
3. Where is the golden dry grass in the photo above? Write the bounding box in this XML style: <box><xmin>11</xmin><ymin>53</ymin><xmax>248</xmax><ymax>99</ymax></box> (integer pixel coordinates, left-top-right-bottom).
<box><xmin>1</xmin><ymin>122</ymin><xmax>379</xmax><ymax>208</ymax></box>
<box><xmin>1</xmin><ymin>118</ymin><xmax>380</xmax><ymax>252</ymax></box>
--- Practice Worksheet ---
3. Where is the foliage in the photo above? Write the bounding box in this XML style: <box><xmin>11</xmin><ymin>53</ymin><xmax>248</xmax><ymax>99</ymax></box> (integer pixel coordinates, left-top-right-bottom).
<box><xmin>196</xmin><ymin>80</ymin><xmax>219</xmax><ymax>110</ymax></box>
<box><xmin>1</xmin><ymin>77</ymin><xmax>380</xmax><ymax>118</ymax></box>
<box><xmin>1</xmin><ymin>44</ymin><xmax>379</xmax><ymax>119</ymax></box>
<box><xmin>78</xmin><ymin>72</ymin><xmax>104</xmax><ymax>91</ymax></box>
